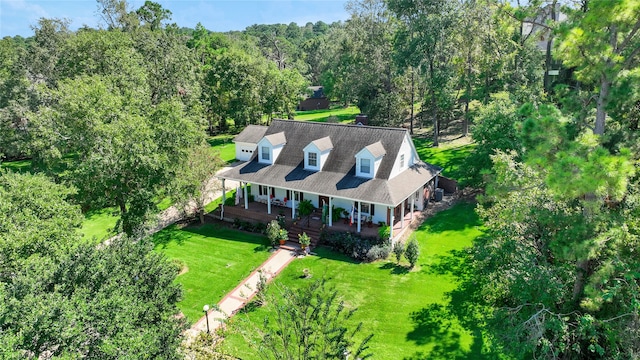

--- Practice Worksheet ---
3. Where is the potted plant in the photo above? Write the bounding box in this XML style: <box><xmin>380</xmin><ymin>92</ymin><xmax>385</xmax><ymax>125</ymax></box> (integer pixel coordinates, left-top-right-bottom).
<box><xmin>298</xmin><ymin>232</ymin><xmax>311</xmax><ymax>250</ymax></box>
<box><xmin>278</xmin><ymin>228</ymin><xmax>289</xmax><ymax>245</ymax></box>
<box><xmin>266</xmin><ymin>220</ymin><xmax>281</xmax><ymax>249</ymax></box>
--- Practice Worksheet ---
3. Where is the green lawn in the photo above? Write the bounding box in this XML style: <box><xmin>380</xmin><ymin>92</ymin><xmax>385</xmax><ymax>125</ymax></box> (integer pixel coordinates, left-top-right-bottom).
<box><xmin>208</xmin><ymin>134</ymin><xmax>236</xmax><ymax>163</ymax></box>
<box><xmin>221</xmin><ymin>202</ymin><xmax>487</xmax><ymax>359</ymax></box>
<box><xmin>152</xmin><ymin>223</ymin><xmax>272</xmax><ymax>324</ymax></box>
<box><xmin>413</xmin><ymin>137</ymin><xmax>475</xmax><ymax>186</ymax></box>
<box><xmin>294</xmin><ymin>106</ymin><xmax>360</xmax><ymax>123</ymax></box>
<box><xmin>79</xmin><ymin>207</ymin><xmax>119</xmax><ymax>243</ymax></box>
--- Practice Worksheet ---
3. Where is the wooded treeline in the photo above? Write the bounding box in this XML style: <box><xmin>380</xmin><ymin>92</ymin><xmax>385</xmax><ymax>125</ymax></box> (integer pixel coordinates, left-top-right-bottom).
<box><xmin>1</xmin><ymin>0</ymin><xmax>640</xmax><ymax>358</ymax></box>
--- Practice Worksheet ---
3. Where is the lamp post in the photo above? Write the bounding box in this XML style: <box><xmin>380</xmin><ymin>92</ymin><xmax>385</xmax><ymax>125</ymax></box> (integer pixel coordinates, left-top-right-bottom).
<box><xmin>203</xmin><ymin>304</ymin><xmax>210</xmax><ymax>334</ymax></box>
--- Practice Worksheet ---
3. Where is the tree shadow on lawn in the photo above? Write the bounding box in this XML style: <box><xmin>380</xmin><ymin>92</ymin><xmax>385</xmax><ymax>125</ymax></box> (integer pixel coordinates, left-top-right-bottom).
<box><xmin>405</xmin><ymin>244</ymin><xmax>500</xmax><ymax>359</ymax></box>
<box><xmin>311</xmin><ymin>246</ymin><xmax>361</xmax><ymax>265</ymax></box>
<box><xmin>152</xmin><ymin>223</ymin><xmax>270</xmax><ymax>252</ymax></box>
<box><xmin>417</xmin><ymin>202</ymin><xmax>482</xmax><ymax>234</ymax></box>
<box><xmin>151</xmin><ymin>224</ymin><xmax>191</xmax><ymax>249</ymax></box>
<box><xmin>378</xmin><ymin>262</ymin><xmax>410</xmax><ymax>275</ymax></box>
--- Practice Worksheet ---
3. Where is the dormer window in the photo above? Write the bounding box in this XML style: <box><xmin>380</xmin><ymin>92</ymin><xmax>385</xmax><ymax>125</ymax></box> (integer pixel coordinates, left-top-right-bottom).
<box><xmin>303</xmin><ymin>136</ymin><xmax>333</xmax><ymax>171</ymax></box>
<box><xmin>360</xmin><ymin>158</ymin><xmax>371</xmax><ymax>174</ymax></box>
<box><xmin>308</xmin><ymin>152</ymin><xmax>317</xmax><ymax>167</ymax></box>
<box><xmin>257</xmin><ymin>131</ymin><xmax>286</xmax><ymax>165</ymax></box>
<box><xmin>261</xmin><ymin>146</ymin><xmax>270</xmax><ymax>161</ymax></box>
<box><xmin>355</xmin><ymin>141</ymin><xmax>385</xmax><ymax>178</ymax></box>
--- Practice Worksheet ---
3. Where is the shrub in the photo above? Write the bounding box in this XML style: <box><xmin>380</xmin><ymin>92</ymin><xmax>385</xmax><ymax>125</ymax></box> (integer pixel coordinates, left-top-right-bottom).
<box><xmin>365</xmin><ymin>244</ymin><xmax>391</xmax><ymax>262</ymax></box>
<box><xmin>322</xmin><ymin>231</ymin><xmax>389</xmax><ymax>262</ymax></box>
<box><xmin>393</xmin><ymin>241</ymin><xmax>405</xmax><ymax>264</ymax></box>
<box><xmin>378</xmin><ymin>225</ymin><xmax>391</xmax><ymax>241</ymax></box>
<box><xmin>405</xmin><ymin>236</ymin><xmax>420</xmax><ymax>268</ymax></box>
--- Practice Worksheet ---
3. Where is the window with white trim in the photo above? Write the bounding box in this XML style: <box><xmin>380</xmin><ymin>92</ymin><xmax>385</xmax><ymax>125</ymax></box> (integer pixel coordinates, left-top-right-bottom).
<box><xmin>360</xmin><ymin>158</ymin><xmax>371</xmax><ymax>174</ymax></box>
<box><xmin>261</xmin><ymin>146</ymin><xmax>270</xmax><ymax>161</ymax></box>
<box><xmin>308</xmin><ymin>152</ymin><xmax>317</xmax><ymax>167</ymax></box>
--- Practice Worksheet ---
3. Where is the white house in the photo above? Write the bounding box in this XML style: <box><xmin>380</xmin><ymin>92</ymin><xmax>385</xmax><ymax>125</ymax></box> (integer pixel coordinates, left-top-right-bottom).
<box><xmin>218</xmin><ymin>120</ymin><xmax>442</xmax><ymax>239</ymax></box>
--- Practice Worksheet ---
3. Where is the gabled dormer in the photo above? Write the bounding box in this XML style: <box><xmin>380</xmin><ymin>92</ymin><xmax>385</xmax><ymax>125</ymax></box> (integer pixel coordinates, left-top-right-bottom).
<box><xmin>355</xmin><ymin>141</ymin><xmax>385</xmax><ymax>178</ymax></box>
<box><xmin>257</xmin><ymin>132</ymin><xmax>286</xmax><ymax>165</ymax></box>
<box><xmin>303</xmin><ymin>136</ymin><xmax>333</xmax><ymax>171</ymax></box>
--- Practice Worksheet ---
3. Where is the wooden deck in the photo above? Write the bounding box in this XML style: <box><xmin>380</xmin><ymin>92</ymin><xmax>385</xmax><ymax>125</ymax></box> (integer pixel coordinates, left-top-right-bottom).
<box><xmin>211</xmin><ymin>201</ymin><xmax>422</xmax><ymax>241</ymax></box>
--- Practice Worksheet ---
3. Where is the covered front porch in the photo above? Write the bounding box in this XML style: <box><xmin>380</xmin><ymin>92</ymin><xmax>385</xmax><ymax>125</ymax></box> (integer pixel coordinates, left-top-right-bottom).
<box><xmin>214</xmin><ymin>200</ymin><xmax>422</xmax><ymax>241</ymax></box>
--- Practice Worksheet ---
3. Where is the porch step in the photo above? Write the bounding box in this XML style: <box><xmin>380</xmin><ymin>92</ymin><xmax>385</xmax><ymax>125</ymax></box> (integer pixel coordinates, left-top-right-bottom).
<box><xmin>288</xmin><ymin>222</ymin><xmax>322</xmax><ymax>248</ymax></box>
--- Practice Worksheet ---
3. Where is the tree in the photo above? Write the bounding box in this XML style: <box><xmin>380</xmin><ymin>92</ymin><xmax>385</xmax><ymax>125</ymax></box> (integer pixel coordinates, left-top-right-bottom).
<box><xmin>389</xmin><ymin>0</ymin><xmax>460</xmax><ymax>145</ymax></box>
<box><xmin>556</xmin><ymin>0</ymin><xmax>640</xmax><ymax>136</ymax></box>
<box><xmin>0</xmin><ymin>236</ymin><xmax>185</xmax><ymax>359</ymax></box>
<box><xmin>170</xmin><ymin>144</ymin><xmax>224</xmax><ymax>224</ymax></box>
<box><xmin>246</xmin><ymin>279</ymin><xmax>373</xmax><ymax>359</ymax></box>
<box><xmin>392</xmin><ymin>241</ymin><xmax>405</xmax><ymax>264</ymax></box>
<box><xmin>404</xmin><ymin>236</ymin><xmax>420</xmax><ymax>268</ymax></box>
<box><xmin>464</xmin><ymin>93</ymin><xmax>524</xmax><ymax>186</ymax></box>
<box><xmin>29</xmin><ymin>76</ymin><xmax>203</xmax><ymax>235</ymax></box>
<box><xmin>0</xmin><ymin>171</ymin><xmax>185</xmax><ymax>359</ymax></box>
<box><xmin>0</xmin><ymin>171</ymin><xmax>82</xmax><ymax>282</ymax></box>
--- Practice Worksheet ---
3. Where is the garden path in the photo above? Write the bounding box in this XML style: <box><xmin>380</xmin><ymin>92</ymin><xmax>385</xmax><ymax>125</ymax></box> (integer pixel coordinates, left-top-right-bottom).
<box><xmin>185</xmin><ymin>246</ymin><xmax>299</xmax><ymax>337</ymax></box>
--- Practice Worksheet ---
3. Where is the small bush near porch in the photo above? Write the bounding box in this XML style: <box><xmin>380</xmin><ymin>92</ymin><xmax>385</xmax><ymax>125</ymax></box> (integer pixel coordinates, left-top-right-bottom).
<box><xmin>151</xmin><ymin>223</ymin><xmax>272</xmax><ymax>324</ymax></box>
<box><xmin>221</xmin><ymin>202</ymin><xmax>491</xmax><ymax>359</ymax></box>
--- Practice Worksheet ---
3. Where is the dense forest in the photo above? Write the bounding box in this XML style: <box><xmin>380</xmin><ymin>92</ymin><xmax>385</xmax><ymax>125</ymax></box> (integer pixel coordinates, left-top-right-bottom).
<box><xmin>1</xmin><ymin>0</ymin><xmax>639</xmax><ymax>358</ymax></box>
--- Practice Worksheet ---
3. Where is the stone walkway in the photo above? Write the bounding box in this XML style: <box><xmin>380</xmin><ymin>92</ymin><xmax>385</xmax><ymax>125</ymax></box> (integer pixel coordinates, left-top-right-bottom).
<box><xmin>185</xmin><ymin>246</ymin><xmax>299</xmax><ymax>337</ymax></box>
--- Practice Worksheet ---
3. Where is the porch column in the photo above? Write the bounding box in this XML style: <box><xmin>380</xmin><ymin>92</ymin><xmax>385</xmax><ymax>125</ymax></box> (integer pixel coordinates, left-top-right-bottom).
<box><xmin>220</xmin><ymin>179</ymin><xmax>226</xmax><ymax>220</ymax></box>
<box><xmin>267</xmin><ymin>186</ymin><xmax>272</xmax><ymax>214</ymax></box>
<box><xmin>400</xmin><ymin>200</ymin><xmax>405</xmax><ymax>229</ymax></box>
<box><xmin>328</xmin><ymin>197</ymin><xmax>333</xmax><ymax>227</ymax></box>
<box><xmin>291</xmin><ymin>191</ymin><xmax>296</xmax><ymax>219</ymax></box>
<box><xmin>435</xmin><ymin>174</ymin><xmax>439</xmax><ymax>189</ymax></box>
<box><xmin>357</xmin><ymin>201</ymin><xmax>361</xmax><ymax>233</ymax></box>
<box><xmin>389</xmin><ymin>206</ymin><xmax>395</xmax><ymax>240</ymax></box>
<box><xmin>243</xmin><ymin>182</ymin><xmax>249</xmax><ymax>210</ymax></box>
<box><xmin>410</xmin><ymin>193</ymin><xmax>415</xmax><ymax>221</ymax></box>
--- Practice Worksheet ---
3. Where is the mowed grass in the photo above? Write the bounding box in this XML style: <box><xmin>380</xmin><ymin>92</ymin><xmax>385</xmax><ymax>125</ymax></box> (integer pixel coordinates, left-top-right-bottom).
<box><xmin>294</xmin><ymin>106</ymin><xmax>360</xmax><ymax>123</ymax></box>
<box><xmin>413</xmin><ymin>137</ymin><xmax>475</xmax><ymax>186</ymax></box>
<box><xmin>208</xmin><ymin>134</ymin><xmax>236</xmax><ymax>163</ymax></box>
<box><xmin>79</xmin><ymin>207</ymin><xmax>119</xmax><ymax>243</ymax></box>
<box><xmin>222</xmin><ymin>202</ymin><xmax>486</xmax><ymax>359</ymax></box>
<box><xmin>152</xmin><ymin>223</ymin><xmax>272</xmax><ymax>324</ymax></box>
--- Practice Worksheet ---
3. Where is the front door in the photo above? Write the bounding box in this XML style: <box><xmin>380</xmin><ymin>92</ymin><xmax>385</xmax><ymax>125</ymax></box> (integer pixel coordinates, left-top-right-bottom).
<box><xmin>318</xmin><ymin>195</ymin><xmax>329</xmax><ymax>207</ymax></box>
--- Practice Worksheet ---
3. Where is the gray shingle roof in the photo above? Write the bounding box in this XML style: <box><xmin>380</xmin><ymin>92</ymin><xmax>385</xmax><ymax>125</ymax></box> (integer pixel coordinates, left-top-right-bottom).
<box><xmin>364</xmin><ymin>141</ymin><xmax>386</xmax><ymax>158</ymax></box>
<box><xmin>233</xmin><ymin>125</ymin><xmax>267</xmax><ymax>144</ymax></box>
<box><xmin>311</xmin><ymin>136</ymin><xmax>333</xmax><ymax>152</ymax></box>
<box><xmin>264</xmin><ymin>131</ymin><xmax>286</xmax><ymax>146</ymax></box>
<box><xmin>219</xmin><ymin>120</ymin><xmax>442</xmax><ymax>206</ymax></box>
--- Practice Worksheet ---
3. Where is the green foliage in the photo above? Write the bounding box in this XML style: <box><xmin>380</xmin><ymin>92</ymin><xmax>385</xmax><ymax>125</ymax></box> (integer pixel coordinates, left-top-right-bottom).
<box><xmin>404</xmin><ymin>236</ymin><xmax>420</xmax><ymax>269</ymax></box>
<box><xmin>266</xmin><ymin>220</ymin><xmax>282</xmax><ymax>247</ymax></box>
<box><xmin>464</xmin><ymin>93</ymin><xmax>524</xmax><ymax>186</ymax></box>
<box><xmin>392</xmin><ymin>241</ymin><xmax>405</xmax><ymax>264</ymax></box>
<box><xmin>0</xmin><ymin>171</ymin><xmax>185</xmax><ymax>358</ymax></box>
<box><xmin>0</xmin><ymin>171</ymin><xmax>82</xmax><ymax>279</ymax></box>
<box><xmin>378</xmin><ymin>225</ymin><xmax>391</xmax><ymax>241</ymax></box>
<box><xmin>247</xmin><ymin>278</ymin><xmax>373</xmax><ymax>359</ymax></box>
<box><xmin>298</xmin><ymin>232</ymin><xmax>311</xmax><ymax>247</ymax></box>
<box><xmin>297</xmin><ymin>199</ymin><xmax>314</xmax><ymax>225</ymax></box>
<box><xmin>170</xmin><ymin>144</ymin><xmax>224</xmax><ymax>224</ymax></box>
